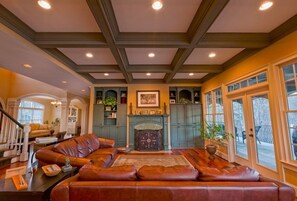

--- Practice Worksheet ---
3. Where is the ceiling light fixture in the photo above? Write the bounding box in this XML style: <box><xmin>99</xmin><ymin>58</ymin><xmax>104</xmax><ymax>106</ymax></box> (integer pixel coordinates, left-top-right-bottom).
<box><xmin>23</xmin><ymin>64</ymin><xmax>32</xmax><ymax>68</ymax></box>
<box><xmin>208</xmin><ymin>52</ymin><xmax>216</xmax><ymax>58</ymax></box>
<box><xmin>259</xmin><ymin>1</ymin><xmax>273</xmax><ymax>11</ymax></box>
<box><xmin>86</xmin><ymin>53</ymin><xmax>93</xmax><ymax>58</ymax></box>
<box><xmin>148</xmin><ymin>53</ymin><xmax>155</xmax><ymax>58</ymax></box>
<box><xmin>152</xmin><ymin>1</ymin><xmax>163</xmax><ymax>10</ymax></box>
<box><xmin>62</xmin><ymin>81</ymin><xmax>67</xmax><ymax>84</ymax></box>
<box><xmin>50</xmin><ymin>100</ymin><xmax>62</xmax><ymax>107</ymax></box>
<box><xmin>104</xmin><ymin>73</ymin><xmax>109</xmax><ymax>76</ymax></box>
<box><xmin>189</xmin><ymin>73</ymin><xmax>194</xmax><ymax>76</ymax></box>
<box><xmin>38</xmin><ymin>0</ymin><xmax>51</xmax><ymax>9</ymax></box>
<box><xmin>146</xmin><ymin>73</ymin><xmax>151</xmax><ymax>76</ymax></box>
<box><xmin>81</xmin><ymin>89</ymin><xmax>86</xmax><ymax>92</ymax></box>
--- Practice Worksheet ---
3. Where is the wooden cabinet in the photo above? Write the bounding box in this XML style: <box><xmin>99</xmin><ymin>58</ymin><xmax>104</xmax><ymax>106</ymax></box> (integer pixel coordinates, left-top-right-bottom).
<box><xmin>169</xmin><ymin>87</ymin><xmax>201</xmax><ymax>104</ymax></box>
<box><xmin>170</xmin><ymin>104</ymin><xmax>203</xmax><ymax>149</ymax></box>
<box><xmin>93</xmin><ymin>87</ymin><xmax>127</xmax><ymax>147</ymax></box>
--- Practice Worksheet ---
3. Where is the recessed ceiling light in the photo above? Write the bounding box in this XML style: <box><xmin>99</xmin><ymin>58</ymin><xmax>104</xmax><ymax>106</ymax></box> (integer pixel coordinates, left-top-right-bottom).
<box><xmin>104</xmin><ymin>73</ymin><xmax>109</xmax><ymax>76</ymax></box>
<box><xmin>259</xmin><ymin>1</ymin><xmax>273</xmax><ymax>11</ymax></box>
<box><xmin>148</xmin><ymin>53</ymin><xmax>155</xmax><ymax>58</ymax></box>
<box><xmin>62</xmin><ymin>81</ymin><xmax>67</xmax><ymax>84</ymax></box>
<box><xmin>146</xmin><ymin>73</ymin><xmax>151</xmax><ymax>76</ymax></box>
<box><xmin>81</xmin><ymin>89</ymin><xmax>86</xmax><ymax>92</ymax></box>
<box><xmin>208</xmin><ymin>52</ymin><xmax>216</xmax><ymax>58</ymax></box>
<box><xmin>189</xmin><ymin>73</ymin><xmax>194</xmax><ymax>76</ymax></box>
<box><xmin>38</xmin><ymin>0</ymin><xmax>51</xmax><ymax>9</ymax></box>
<box><xmin>152</xmin><ymin>1</ymin><xmax>163</xmax><ymax>10</ymax></box>
<box><xmin>86</xmin><ymin>53</ymin><xmax>93</xmax><ymax>58</ymax></box>
<box><xmin>23</xmin><ymin>64</ymin><xmax>32</xmax><ymax>68</ymax></box>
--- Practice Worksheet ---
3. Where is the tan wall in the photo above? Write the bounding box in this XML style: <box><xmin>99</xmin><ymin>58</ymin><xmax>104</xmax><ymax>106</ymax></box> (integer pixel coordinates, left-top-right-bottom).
<box><xmin>0</xmin><ymin>68</ymin><xmax>13</xmax><ymax>106</ymax></box>
<box><xmin>202</xmin><ymin>30</ymin><xmax>297</xmax><ymax>92</ymax></box>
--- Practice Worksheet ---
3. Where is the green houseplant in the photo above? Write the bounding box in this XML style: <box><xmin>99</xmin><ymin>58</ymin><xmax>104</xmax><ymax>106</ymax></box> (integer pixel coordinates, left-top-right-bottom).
<box><xmin>200</xmin><ymin>122</ymin><xmax>233</xmax><ymax>159</ymax></box>
<box><xmin>104</xmin><ymin>96</ymin><xmax>117</xmax><ymax>110</ymax></box>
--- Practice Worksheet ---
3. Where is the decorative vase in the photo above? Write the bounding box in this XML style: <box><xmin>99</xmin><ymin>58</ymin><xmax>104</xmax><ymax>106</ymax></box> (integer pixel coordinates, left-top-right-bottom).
<box><xmin>206</xmin><ymin>144</ymin><xmax>217</xmax><ymax>160</ymax></box>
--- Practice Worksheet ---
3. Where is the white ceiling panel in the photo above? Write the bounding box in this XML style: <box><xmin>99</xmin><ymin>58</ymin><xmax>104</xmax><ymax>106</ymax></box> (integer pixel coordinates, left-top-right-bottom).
<box><xmin>132</xmin><ymin>73</ymin><xmax>166</xmax><ymax>79</ymax></box>
<box><xmin>89</xmin><ymin>73</ymin><xmax>124</xmax><ymax>79</ymax></box>
<box><xmin>173</xmin><ymin>73</ymin><xmax>207</xmax><ymax>79</ymax></box>
<box><xmin>1</xmin><ymin>0</ymin><xmax>100</xmax><ymax>32</ymax></box>
<box><xmin>59</xmin><ymin>48</ymin><xmax>117</xmax><ymax>65</ymax></box>
<box><xmin>112</xmin><ymin>0</ymin><xmax>202</xmax><ymax>32</ymax></box>
<box><xmin>126</xmin><ymin>48</ymin><xmax>178</xmax><ymax>64</ymax></box>
<box><xmin>208</xmin><ymin>0</ymin><xmax>297</xmax><ymax>33</ymax></box>
<box><xmin>185</xmin><ymin>48</ymin><xmax>244</xmax><ymax>65</ymax></box>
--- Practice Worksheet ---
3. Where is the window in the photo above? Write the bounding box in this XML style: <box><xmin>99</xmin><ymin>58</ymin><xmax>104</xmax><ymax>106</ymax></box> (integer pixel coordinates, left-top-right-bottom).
<box><xmin>227</xmin><ymin>72</ymin><xmax>267</xmax><ymax>92</ymax></box>
<box><xmin>205</xmin><ymin>88</ymin><xmax>225</xmax><ymax>131</ymax></box>
<box><xmin>282</xmin><ymin>62</ymin><xmax>297</xmax><ymax>161</ymax></box>
<box><xmin>18</xmin><ymin>100</ymin><xmax>45</xmax><ymax>124</ymax></box>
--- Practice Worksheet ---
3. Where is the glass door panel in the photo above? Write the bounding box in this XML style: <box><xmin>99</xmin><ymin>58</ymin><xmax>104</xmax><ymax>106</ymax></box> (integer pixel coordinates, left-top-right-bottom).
<box><xmin>250</xmin><ymin>94</ymin><xmax>276</xmax><ymax>170</ymax></box>
<box><xmin>232</xmin><ymin>99</ymin><xmax>248</xmax><ymax>159</ymax></box>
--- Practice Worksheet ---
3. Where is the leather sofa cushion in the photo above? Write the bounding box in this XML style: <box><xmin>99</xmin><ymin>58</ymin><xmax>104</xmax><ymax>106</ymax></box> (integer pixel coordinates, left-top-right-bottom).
<box><xmin>197</xmin><ymin>166</ymin><xmax>260</xmax><ymax>181</ymax></box>
<box><xmin>30</xmin><ymin>123</ymin><xmax>40</xmax><ymax>131</ymax></box>
<box><xmin>75</xmin><ymin>136</ymin><xmax>91</xmax><ymax>157</ymax></box>
<box><xmin>79</xmin><ymin>164</ymin><xmax>137</xmax><ymax>181</ymax></box>
<box><xmin>54</xmin><ymin>139</ymin><xmax>79</xmax><ymax>157</ymax></box>
<box><xmin>138</xmin><ymin>165</ymin><xmax>198</xmax><ymax>181</ymax></box>
<box><xmin>84</xmin><ymin>134</ymin><xmax>100</xmax><ymax>152</ymax></box>
<box><xmin>89</xmin><ymin>148</ymin><xmax>117</xmax><ymax>159</ymax></box>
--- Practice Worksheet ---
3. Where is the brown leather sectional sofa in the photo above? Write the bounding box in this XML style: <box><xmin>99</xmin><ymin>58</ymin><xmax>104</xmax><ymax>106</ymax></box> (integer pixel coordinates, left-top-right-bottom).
<box><xmin>51</xmin><ymin>164</ymin><xmax>296</xmax><ymax>201</ymax></box>
<box><xmin>35</xmin><ymin>134</ymin><xmax>117</xmax><ymax>168</ymax></box>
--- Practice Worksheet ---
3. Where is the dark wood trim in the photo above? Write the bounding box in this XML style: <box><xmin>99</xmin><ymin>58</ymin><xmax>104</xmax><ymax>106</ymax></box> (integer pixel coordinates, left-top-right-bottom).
<box><xmin>165</xmin><ymin>0</ymin><xmax>230</xmax><ymax>83</ymax></box>
<box><xmin>86</xmin><ymin>0</ymin><xmax>131</xmax><ymax>83</ymax></box>
<box><xmin>270</xmin><ymin>14</ymin><xmax>297</xmax><ymax>43</ymax></box>
<box><xmin>0</xmin><ymin>4</ymin><xmax>35</xmax><ymax>42</ymax></box>
<box><xmin>179</xmin><ymin>65</ymin><xmax>223</xmax><ymax>73</ymax></box>
<box><xmin>76</xmin><ymin>65</ymin><xmax>121</xmax><ymax>73</ymax></box>
<box><xmin>34</xmin><ymin>33</ymin><xmax>107</xmax><ymax>48</ymax></box>
<box><xmin>198</xmin><ymin>33</ymin><xmax>270</xmax><ymax>48</ymax></box>
<box><xmin>127</xmin><ymin>65</ymin><xmax>172</xmax><ymax>73</ymax></box>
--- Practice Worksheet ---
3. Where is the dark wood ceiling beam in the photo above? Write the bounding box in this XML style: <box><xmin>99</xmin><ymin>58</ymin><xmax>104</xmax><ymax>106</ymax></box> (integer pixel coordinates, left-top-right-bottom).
<box><xmin>165</xmin><ymin>0</ymin><xmax>230</xmax><ymax>83</ymax></box>
<box><xmin>270</xmin><ymin>13</ymin><xmax>297</xmax><ymax>43</ymax></box>
<box><xmin>116</xmin><ymin>33</ymin><xmax>190</xmax><ymax>48</ymax></box>
<box><xmin>0</xmin><ymin>4</ymin><xmax>35</xmax><ymax>42</ymax></box>
<box><xmin>130</xmin><ymin>79</ymin><xmax>166</xmax><ymax>84</ymax></box>
<box><xmin>127</xmin><ymin>65</ymin><xmax>172</xmax><ymax>73</ymax></box>
<box><xmin>87</xmin><ymin>0</ymin><xmax>131</xmax><ymax>83</ymax></box>
<box><xmin>179</xmin><ymin>65</ymin><xmax>223</xmax><ymax>73</ymax></box>
<box><xmin>198</xmin><ymin>33</ymin><xmax>270</xmax><ymax>48</ymax></box>
<box><xmin>93</xmin><ymin>79</ymin><xmax>128</xmax><ymax>84</ymax></box>
<box><xmin>42</xmin><ymin>48</ymin><xmax>78</xmax><ymax>71</ymax></box>
<box><xmin>200</xmin><ymin>73</ymin><xmax>218</xmax><ymax>82</ymax></box>
<box><xmin>78</xmin><ymin>73</ymin><xmax>97</xmax><ymax>83</ymax></box>
<box><xmin>169</xmin><ymin>79</ymin><xmax>202</xmax><ymax>84</ymax></box>
<box><xmin>76</xmin><ymin>65</ymin><xmax>120</xmax><ymax>73</ymax></box>
<box><xmin>34</xmin><ymin>33</ymin><xmax>107</xmax><ymax>48</ymax></box>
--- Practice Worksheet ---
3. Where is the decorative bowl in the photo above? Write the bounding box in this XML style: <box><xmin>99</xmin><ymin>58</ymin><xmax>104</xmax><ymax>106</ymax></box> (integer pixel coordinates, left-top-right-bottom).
<box><xmin>42</xmin><ymin>164</ymin><xmax>61</xmax><ymax>176</ymax></box>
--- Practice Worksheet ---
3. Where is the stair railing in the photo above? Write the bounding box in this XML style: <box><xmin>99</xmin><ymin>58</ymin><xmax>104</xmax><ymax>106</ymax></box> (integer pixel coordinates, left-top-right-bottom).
<box><xmin>0</xmin><ymin>108</ymin><xmax>30</xmax><ymax>161</ymax></box>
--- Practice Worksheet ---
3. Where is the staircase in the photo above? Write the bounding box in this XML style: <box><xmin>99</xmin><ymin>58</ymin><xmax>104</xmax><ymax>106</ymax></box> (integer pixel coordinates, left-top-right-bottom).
<box><xmin>0</xmin><ymin>108</ymin><xmax>30</xmax><ymax>170</ymax></box>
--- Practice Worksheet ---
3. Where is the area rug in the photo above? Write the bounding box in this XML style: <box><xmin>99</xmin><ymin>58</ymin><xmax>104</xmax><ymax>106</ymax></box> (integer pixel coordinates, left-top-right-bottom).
<box><xmin>111</xmin><ymin>155</ymin><xmax>193</xmax><ymax>170</ymax></box>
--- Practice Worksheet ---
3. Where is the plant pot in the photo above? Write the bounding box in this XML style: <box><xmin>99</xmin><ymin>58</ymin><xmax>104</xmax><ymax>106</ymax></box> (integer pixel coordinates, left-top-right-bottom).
<box><xmin>206</xmin><ymin>144</ymin><xmax>217</xmax><ymax>160</ymax></box>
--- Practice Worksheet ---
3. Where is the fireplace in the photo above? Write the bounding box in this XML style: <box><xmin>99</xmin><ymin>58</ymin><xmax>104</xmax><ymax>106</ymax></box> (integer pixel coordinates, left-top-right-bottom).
<box><xmin>134</xmin><ymin>123</ymin><xmax>163</xmax><ymax>151</ymax></box>
<box><xmin>128</xmin><ymin>115</ymin><xmax>169</xmax><ymax>150</ymax></box>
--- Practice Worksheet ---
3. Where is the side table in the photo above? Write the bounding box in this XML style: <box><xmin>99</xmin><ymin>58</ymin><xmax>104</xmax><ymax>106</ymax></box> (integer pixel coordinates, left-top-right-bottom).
<box><xmin>0</xmin><ymin>167</ymin><xmax>77</xmax><ymax>201</ymax></box>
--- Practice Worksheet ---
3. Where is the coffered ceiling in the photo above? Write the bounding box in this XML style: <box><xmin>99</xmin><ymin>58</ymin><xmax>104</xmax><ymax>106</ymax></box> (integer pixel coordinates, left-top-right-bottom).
<box><xmin>1</xmin><ymin>0</ymin><xmax>297</xmax><ymax>90</ymax></box>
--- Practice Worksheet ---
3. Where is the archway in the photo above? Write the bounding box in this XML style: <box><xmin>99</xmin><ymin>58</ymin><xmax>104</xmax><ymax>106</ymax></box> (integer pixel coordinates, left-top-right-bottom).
<box><xmin>67</xmin><ymin>98</ymin><xmax>87</xmax><ymax>136</ymax></box>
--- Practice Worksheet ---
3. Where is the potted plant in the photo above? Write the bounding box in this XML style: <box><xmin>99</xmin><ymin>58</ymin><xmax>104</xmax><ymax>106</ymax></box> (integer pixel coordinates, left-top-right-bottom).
<box><xmin>200</xmin><ymin>122</ymin><xmax>233</xmax><ymax>160</ymax></box>
<box><xmin>104</xmin><ymin>96</ymin><xmax>117</xmax><ymax>110</ymax></box>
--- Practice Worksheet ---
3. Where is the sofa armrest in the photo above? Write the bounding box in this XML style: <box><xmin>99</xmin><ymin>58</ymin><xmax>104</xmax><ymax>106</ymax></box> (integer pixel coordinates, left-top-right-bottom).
<box><xmin>51</xmin><ymin>174</ymin><xmax>80</xmax><ymax>201</ymax></box>
<box><xmin>36</xmin><ymin>149</ymin><xmax>93</xmax><ymax>168</ymax></box>
<box><xmin>259</xmin><ymin>176</ymin><xmax>295</xmax><ymax>201</ymax></box>
<box><xmin>98</xmin><ymin>137</ymin><xmax>115</xmax><ymax>148</ymax></box>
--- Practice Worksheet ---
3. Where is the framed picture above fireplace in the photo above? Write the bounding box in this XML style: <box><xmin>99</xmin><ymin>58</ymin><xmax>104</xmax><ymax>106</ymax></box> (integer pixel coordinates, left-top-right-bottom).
<box><xmin>137</xmin><ymin>90</ymin><xmax>160</xmax><ymax>108</ymax></box>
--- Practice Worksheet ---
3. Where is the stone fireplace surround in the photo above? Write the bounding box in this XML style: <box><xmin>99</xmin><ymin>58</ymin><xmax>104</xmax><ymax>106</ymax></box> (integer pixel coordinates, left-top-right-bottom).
<box><xmin>128</xmin><ymin>115</ymin><xmax>169</xmax><ymax>150</ymax></box>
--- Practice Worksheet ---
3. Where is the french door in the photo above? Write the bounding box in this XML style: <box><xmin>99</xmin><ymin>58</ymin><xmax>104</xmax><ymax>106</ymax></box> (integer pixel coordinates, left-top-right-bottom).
<box><xmin>230</xmin><ymin>90</ymin><xmax>278</xmax><ymax>178</ymax></box>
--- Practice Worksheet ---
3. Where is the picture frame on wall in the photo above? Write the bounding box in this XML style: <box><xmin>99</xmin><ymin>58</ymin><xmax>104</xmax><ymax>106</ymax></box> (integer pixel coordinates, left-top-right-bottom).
<box><xmin>137</xmin><ymin>90</ymin><xmax>160</xmax><ymax>108</ymax></box>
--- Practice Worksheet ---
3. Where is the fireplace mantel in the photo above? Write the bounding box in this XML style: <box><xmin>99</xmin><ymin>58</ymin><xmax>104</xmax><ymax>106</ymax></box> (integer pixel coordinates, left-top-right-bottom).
<box><xmin>128</xmin><ymin>115</ymin><xmax>169</xmax><ymax>150</ymax></box>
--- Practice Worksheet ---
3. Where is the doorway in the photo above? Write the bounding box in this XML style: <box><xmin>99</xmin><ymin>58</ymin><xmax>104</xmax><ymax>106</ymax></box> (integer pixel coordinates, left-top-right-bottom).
<box><xmin>230</xmin><ymin>91</ymin><xmax>278</xmax><ymax>179</ymax></box>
